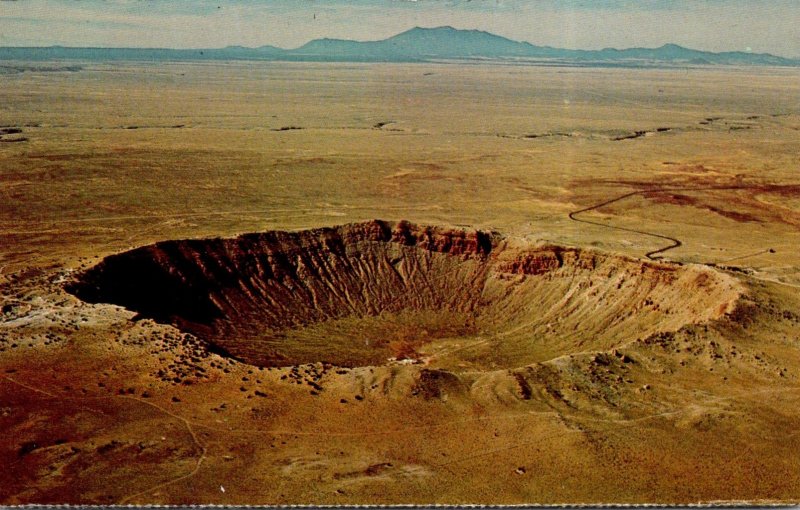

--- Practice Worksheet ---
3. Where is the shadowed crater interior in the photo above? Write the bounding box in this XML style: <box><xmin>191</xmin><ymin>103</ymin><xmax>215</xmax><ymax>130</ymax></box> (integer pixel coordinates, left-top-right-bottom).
<box><xmin>66</xmin><ymin>220</ymin><xmax>742</xmax><ymax>369</ymax></box>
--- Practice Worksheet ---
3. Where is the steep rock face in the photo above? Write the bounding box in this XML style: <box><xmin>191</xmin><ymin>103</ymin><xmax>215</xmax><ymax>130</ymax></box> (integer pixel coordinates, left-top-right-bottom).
<box><xmin>478</xmin><ymin>245</ymin><xmax>742</xmax><ymax>366</ymax></box>
<box><xmin>67</xmin><ymin>220</ymin><xmax>743</xmax><ymax>368</ymax></box>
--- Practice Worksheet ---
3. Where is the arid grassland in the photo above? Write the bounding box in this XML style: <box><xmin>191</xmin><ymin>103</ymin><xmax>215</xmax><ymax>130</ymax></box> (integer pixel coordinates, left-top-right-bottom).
<box><xmin>1</xmin><ymin>62</ymin><xmax>799</xmax><ymax>504</ymax></box>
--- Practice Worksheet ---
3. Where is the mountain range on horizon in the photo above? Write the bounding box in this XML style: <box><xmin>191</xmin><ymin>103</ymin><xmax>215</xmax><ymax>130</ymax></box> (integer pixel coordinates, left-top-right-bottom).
<box><xmin>1</xmin><ymin>26</ymin><xmax>797</xmax><ymax>67</ymax></box>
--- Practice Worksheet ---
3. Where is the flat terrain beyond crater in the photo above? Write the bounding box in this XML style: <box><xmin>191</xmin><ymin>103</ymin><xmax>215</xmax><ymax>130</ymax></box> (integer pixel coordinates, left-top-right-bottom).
<box><xmin>67</xmin><ymin>220</ymin><xmax>742</xmax><ymax>370</ymax></box>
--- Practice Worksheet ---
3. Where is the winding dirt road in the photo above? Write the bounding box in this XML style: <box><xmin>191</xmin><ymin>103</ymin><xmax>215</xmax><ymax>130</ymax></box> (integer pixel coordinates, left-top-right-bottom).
<box><xmin>568</xmin><ymin>185</ymin><xmax>760</xmax><ymax>260</ymax></box>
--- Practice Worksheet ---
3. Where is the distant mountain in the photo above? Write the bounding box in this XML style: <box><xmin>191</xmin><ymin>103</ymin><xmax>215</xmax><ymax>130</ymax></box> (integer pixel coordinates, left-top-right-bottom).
<box><xmin>580</xmin><ymin>43</ymin><xmax>795</xmax><ymax>66</ymax></box>
<box><xmin>1</xmin><ymin>26</ymin><xmax>796</xmax><ymax>67</ymax></box>
<box><xmin>287</xmin><ymin>26</ymin><xmax>536</xmax><ymax>60</ymax></box>
<box><xmin>278</xmin><ymin>27</ymin><xmax>798</xmax><ymax>66</ymax></box>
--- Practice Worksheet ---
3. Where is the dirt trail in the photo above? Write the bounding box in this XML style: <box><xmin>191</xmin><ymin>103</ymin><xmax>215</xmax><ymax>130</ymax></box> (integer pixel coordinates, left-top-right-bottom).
<box><xmin>2</xmin><ymin>376</ymin><xmax>207</xmax><ymax>504</ymax></box>
<box><xmin>568</xmin><ymin>185</ymin><xmax>764</xmax><ymax>260</ymax></box>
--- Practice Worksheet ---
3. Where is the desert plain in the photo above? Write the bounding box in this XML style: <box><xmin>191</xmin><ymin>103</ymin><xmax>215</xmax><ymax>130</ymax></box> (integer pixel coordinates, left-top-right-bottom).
<box><xmin>1</xmin><ymin>61</ymin><xmax>800</xmax><ymax>504</ymax></box>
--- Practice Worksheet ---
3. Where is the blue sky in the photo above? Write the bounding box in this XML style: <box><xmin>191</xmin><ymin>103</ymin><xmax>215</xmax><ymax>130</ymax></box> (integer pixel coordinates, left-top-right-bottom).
<box><xmin>1</xmin><ymin>0</ymin><xmax>798</xmax><ymax>57</ymax></box>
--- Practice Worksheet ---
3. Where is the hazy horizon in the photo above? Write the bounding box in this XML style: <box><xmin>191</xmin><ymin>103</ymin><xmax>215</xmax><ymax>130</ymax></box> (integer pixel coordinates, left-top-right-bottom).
<box><xmin>1</xmin><ymin>0</ymin><xmax>799</xmax><ymax>58</ymax></box>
